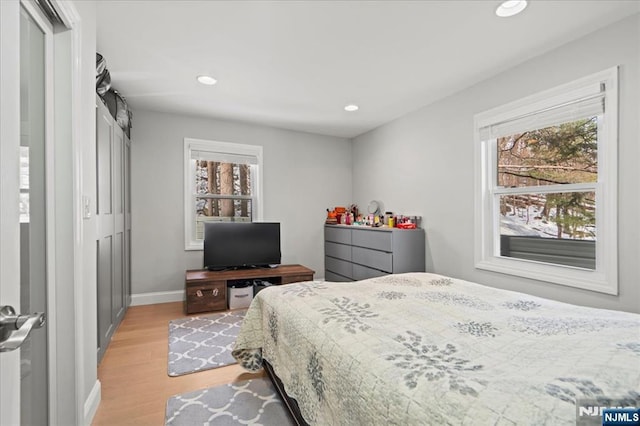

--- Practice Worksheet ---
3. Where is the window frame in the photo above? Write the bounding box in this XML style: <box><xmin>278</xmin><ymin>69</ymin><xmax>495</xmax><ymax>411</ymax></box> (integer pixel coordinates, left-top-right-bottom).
<box><xmin>473</xmin><ymin>67</ymin><xmax>618</xmax><ymax>295</ymax></box>
<box><xmin>183</xmin><ymin>137</ymin><xmax>264</xmax><ymax>251</ymax></box>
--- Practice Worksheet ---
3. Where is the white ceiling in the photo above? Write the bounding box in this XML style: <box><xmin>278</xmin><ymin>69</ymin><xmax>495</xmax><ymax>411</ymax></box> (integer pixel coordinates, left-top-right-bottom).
<box><xmin>96</xmin><ymin>1</ymin><xmax>639</xmax><ymax>138</ymax></box>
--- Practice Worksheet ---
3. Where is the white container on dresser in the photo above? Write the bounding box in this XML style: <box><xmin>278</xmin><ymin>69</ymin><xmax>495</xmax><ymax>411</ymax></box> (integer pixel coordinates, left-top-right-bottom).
<box><xmin>324</xmin><ymin>225</ymin><xmax>425</xmax><ymax>282</ymax></box>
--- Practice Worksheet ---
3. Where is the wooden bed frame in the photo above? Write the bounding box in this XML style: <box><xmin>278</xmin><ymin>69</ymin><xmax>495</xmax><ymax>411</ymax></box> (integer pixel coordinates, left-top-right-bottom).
<box><xmin>264</xmin><ymin>360</ymin><xmax>310</xmax><ymax>426</ymax></box>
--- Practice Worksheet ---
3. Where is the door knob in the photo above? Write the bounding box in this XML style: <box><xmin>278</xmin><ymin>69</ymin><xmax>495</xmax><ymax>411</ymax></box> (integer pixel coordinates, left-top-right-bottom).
<box><xmin>0</xmin><ymin>305</ymin><xmax>46</xmax><ymax>352</ymax></box>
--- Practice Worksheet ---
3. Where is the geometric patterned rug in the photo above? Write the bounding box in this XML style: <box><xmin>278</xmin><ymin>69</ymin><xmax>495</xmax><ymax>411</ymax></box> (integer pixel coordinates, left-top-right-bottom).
<box><xmin>165</xmin><ymin>378</ymin><xmax>295</xmax><ymax>426</ymax></box>
<box><xmin>168</xmin><ymin>309</ymin><xmax>247</xmax><ymax>377</ymax></box>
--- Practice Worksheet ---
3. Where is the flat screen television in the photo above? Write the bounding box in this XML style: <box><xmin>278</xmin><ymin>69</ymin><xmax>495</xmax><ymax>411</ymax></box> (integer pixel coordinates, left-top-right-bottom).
<box><xmin>203</xmin><ymin>222</ymin><xmax>281</xmax><ymax>271</ymax></box>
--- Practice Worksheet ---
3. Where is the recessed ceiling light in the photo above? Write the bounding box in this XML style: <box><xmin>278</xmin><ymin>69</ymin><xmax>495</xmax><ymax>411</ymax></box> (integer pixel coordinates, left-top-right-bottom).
<box><xmin>197</xmin><ymin>75</ymin><xmax>217</xmax><ymax>86</ymax></box>
<box><xmin>344</xmin><ymin>104</ymin><xmax>359</xmax><ymax>112</ymax></box>
<box><xmin>496</xmin><ymin>0</ymin><xmax>528</xmax><ymax>17</ymax></box>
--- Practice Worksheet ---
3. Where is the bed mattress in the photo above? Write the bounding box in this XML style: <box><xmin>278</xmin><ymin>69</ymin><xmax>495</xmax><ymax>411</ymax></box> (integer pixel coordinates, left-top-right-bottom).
<box><xmin>233</xmin><ymin>273</ymin><xmax>640</xmax><ymax>425</ymax></box>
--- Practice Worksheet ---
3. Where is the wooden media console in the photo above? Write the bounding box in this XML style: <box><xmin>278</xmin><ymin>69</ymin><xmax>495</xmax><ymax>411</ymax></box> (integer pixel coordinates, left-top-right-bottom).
<box><xmin>184</xmin><ymin>264</ymin><xmax>315</xmax><ymax>314</ymax></box>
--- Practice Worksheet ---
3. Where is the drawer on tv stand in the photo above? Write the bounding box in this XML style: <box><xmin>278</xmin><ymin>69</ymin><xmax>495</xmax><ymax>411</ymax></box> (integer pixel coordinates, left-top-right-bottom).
<box><xmin>185</xmin><ymin>281</ymin><xmax>226</xmax><ymax>314</ymax></box>
<box><xmin>281</xmin><ymin>274</ymin><xmax>314</xmax><ymax>285</ymax></box>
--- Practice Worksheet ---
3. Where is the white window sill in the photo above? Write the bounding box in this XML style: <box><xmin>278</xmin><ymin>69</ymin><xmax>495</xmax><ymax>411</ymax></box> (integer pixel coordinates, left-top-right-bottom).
<box><xmin>185</xmin><ymin>243</ymin><xmax>204</xmax><ymax>251</ymax></box>
<box><xmin>475</xmin><ymin>257</ymin><xmax>617</xmax><ymax>295</ymax></box>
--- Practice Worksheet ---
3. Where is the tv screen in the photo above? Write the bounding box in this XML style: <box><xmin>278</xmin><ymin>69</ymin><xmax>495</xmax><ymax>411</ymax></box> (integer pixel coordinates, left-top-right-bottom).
<box><xmin>203</xmin><ymin>222</ymin><xmax>281</xmax><ymax>270</ymax></box>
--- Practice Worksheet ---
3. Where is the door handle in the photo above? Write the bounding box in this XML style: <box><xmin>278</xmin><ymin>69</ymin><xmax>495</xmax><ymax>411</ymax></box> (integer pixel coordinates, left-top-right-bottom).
<box><xmin>0</xmin><ymin>305</ymin><xmax>46</xmax><ymax>352</ymax></box>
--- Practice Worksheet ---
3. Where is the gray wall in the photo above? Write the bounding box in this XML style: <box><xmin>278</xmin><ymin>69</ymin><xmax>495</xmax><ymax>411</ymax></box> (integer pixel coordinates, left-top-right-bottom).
<box><xmin>352</xmin><ymin>14</ymin><xmax>639</xmax><ymax>313</ymax></box>
<box><xmin>131</xmin><ymin>110</ymin><xmax>351</xmax><ymax>295</ymax></box>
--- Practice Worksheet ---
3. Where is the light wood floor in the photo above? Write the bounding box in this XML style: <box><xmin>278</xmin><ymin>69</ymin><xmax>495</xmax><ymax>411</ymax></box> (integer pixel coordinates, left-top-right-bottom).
<box><xmin>92</xmin><ymin>302</ymin><xmax>264</xmax><ymax>425</ymax></box>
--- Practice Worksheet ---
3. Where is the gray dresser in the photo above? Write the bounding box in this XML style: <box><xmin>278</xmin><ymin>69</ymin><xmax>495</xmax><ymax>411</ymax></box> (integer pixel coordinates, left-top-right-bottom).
<box><xmin>324</xmin><ymin>225</ymin><xmax>425</xmax><ymax>281</ymax></box>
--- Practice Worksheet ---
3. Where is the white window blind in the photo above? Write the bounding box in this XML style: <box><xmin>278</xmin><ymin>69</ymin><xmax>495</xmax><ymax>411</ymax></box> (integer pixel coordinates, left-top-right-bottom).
<box><xmin>479</xmin><ymin>82</ymin><xmax>605</xmax><ymax>140</ymax></box>
<box><xmin>190</xmin><ymin>150</ymin><xmax>258</xmax><ymax>165</ymax></box>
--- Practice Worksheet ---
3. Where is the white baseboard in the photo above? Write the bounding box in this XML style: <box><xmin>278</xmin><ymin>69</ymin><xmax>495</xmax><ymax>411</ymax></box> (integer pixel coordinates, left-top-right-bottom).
<box><xmin>83</xmin><ymin>379</ymin><xmax>101</xmax><ymax>426</ymax></box>
<box><xmin>129</xmin><ymin>281</ymin><xmax>324</xmax><ymax>307</ymax></box>
<box><xmin>130</xmin><ymin>290</ymin><xmax>184</xmax><ymax>306</ymax></box>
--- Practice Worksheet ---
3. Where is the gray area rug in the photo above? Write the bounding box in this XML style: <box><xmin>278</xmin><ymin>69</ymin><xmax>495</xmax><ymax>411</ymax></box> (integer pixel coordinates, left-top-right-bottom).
<box><xmin>165</xmin><ymin>378</ymin><xmax>295</xmax><ymax>426</ymax></box>
<box><xmin>168</xmin><ymin>310</ymin><xmax>246</xmax><ymax>376</ymax></box>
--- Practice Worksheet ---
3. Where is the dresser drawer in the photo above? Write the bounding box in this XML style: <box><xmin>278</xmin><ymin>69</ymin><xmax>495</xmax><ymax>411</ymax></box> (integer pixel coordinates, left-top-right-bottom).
<box><xmin>325</xmin><ymin>256</ymin><xmax>353</xmax><ymax>279</ymax></box>
<box><xmin>352</xmin><ymin>246</ymin><xmax>393</xmax><ymax>273</ymax></box>
<box><xmin>324</xmin><ymin>270</ymin><xmax>353</xmax><ymax>282</ymax></box>
<box><xmin>352</xmin><ymin>229</ymin><xmax>392</xmax><ymax>252</ymax></box>
<box><xmin>325</xmin><ymin>241</ymin><xmax>352</xmax><ymax>261</ymax></box>
<box><xmin>325</xmin><ymin>226</ymin><xmax>352</xmax><ymax>245</ymax></box>
<box><xmin>352</xmin><ymin>264</ymin><xmax>389</xmax><ymax>280</ymax></box>
<box><xmin>185</xmin><ymin>281</ymin><xmax>226</xmax><ymax>314</ymax></box>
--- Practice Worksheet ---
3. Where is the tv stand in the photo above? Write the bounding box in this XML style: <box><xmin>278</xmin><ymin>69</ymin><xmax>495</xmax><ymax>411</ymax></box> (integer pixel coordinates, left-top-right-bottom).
<box><xmin>185</xmin><ymin>264</ymin><xmax>315</xmax><ymax>314</ymax></box>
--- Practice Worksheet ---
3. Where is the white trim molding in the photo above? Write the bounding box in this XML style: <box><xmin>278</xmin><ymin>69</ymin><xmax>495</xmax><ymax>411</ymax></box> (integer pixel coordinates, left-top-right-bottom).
<box><xmin>130</xmin><ymin>290</ymin><xmax>185</xmax><ymax>306</ymax></box>
<box><xmin>83</xmin><ymin>380</ymin><xmax>101</xmax><ymax>426</ymax></box>
<box><xmin>474</xmin><ymin>67</ymin><xmax>618</xmax><ymax>295</ymax></box>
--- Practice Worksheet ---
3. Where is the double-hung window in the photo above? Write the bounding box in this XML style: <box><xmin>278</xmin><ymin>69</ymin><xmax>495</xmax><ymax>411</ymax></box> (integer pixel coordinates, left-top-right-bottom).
<box><xmin>184</xmin><ymin>138</ymin><xmax>263</xmax><ymax>250</ymax></box>
<box><xmin>474</xmin><ymin>68</ymin><xmax>618</xmax><ymax>294</ymax></box>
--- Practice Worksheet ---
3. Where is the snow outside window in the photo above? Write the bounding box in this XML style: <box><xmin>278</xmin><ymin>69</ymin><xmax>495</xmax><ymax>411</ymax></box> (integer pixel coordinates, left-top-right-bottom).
<box><xmin>184</xmin><ymin>138</ymin><xmax>263</xmax><ymax>250</ymax></box>
<box><xmin>474</xmin><ymin>68</ymin><xmax>618</xmax><ymax>295</ymax></box>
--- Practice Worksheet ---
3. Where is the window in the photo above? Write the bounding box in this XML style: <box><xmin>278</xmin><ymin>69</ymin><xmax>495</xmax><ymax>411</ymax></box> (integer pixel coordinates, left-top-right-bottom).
<box><xmin>184</xmin><ymin>138</ymin><xmax>263</xmax><ymax>250</ymax></box>
<box><xmin>474</xmin><ymin>68</ymin><xmax>618</xmax><ymax>294</ymax></box>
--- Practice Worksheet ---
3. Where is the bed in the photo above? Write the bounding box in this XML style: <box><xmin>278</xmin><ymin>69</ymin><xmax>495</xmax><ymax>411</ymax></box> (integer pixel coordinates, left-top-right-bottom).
<box><xmin>232</xmin><ymin>273</ymin><xmax>640</xmax><ymax>425</ymax></box>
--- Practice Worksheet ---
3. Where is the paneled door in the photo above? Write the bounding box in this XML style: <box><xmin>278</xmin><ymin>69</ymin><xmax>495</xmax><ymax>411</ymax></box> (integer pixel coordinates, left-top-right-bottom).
<box><xmin>96</xmin><ymin>98</ymin><xmax>127</xmax><ymax>362</ymax></box>
<box><xmin>96</xmin><ymin>100</ymin><xmax>115</xmax><ymax>361</ymax></box>
<box><xmin>0</xmin><ymin>1</ymin><xmax>53</xmax><ymax>424</ymax></box>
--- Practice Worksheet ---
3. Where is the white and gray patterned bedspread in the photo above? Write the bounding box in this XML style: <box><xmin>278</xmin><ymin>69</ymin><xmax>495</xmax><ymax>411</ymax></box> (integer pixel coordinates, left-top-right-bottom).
<box><xmin>232</xmin><ymin>273</ymin><xmax>640</xmax><ymax>425</ymax></box>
